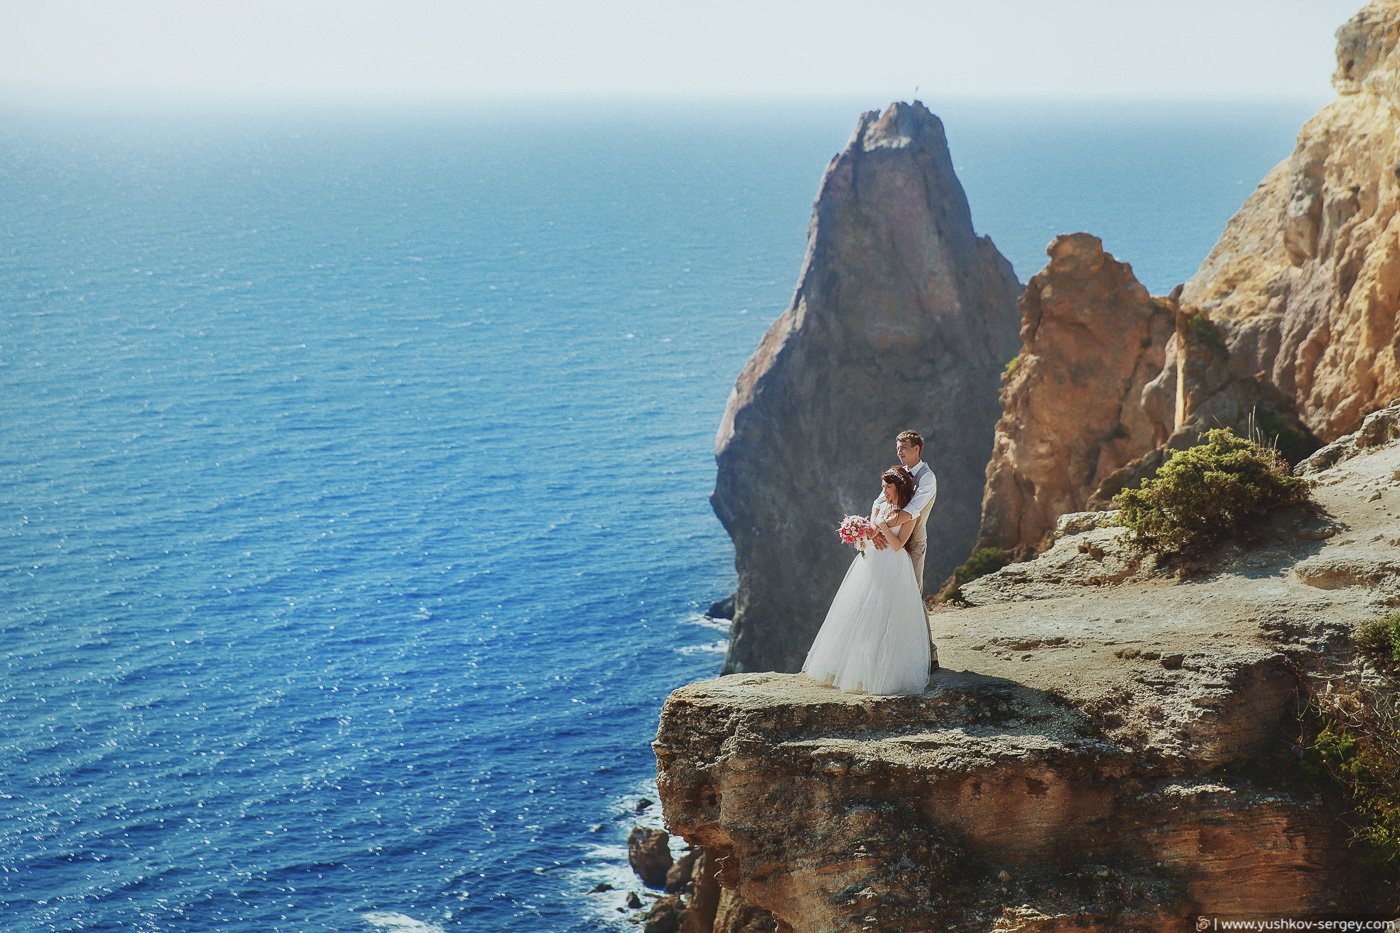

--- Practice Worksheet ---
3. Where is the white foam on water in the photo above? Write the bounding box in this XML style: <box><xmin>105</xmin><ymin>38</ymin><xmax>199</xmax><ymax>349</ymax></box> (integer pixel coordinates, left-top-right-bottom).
<box><xmin>677</xmin><ymin>639</ymin><xmax>727</xmax><ymax>655</ymax></box>
<box><xmin>675</xmin><ymin>611</ymin><xmax>730</xmax><ymax>656</ymax></box>
<box><xmin>361</xmin><ymin>910</ymin><xmax>446</xmax><ymax>933</ymax></box>
<box><xmin>681</xmin><ymin>611</ymin><xmax>731</xmax><ymax>635</ymax></box>
<box><xmin>568</xmin><ymin>854</ymin><xmax>652</xmax><ymax>930</ymax></box>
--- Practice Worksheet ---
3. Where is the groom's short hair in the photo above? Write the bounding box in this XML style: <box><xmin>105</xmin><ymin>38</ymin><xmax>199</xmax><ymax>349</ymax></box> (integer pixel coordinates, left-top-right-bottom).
<box><xmin>897</xmin><ymin>430</ymin><xmax>923</xmax><ymax>450</ymax></box>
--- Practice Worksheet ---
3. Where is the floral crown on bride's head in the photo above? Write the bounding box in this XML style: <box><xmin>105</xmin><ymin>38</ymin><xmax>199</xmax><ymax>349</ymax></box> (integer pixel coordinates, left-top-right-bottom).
<box><xmin>880</xmin><ymin>465</ymin><xmax>915</xmax><ymax>508</ymax></box>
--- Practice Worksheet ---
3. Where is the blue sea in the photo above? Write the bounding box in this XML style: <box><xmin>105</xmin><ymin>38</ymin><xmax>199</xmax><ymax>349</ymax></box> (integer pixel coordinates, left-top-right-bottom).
<box><xmin>1</xmin><ymin>98</ymin><xmax>1315</xmax><ymax>932</ymax></box>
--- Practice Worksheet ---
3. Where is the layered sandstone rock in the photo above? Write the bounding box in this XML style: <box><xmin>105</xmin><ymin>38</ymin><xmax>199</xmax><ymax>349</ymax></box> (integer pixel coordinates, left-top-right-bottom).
<box><xmin>713</xmin><ymin>101</ymin><xmax>1021</xmax><ymax>674</ymax></box>
<box><xmin>975</xmin><ymin>234</ymin><xmax>1174</xmax><ymax>553</ymax></box>
<box><xmin>1182</xmin><ymin>0</ymin><xmax>1400</xmax><ymax>441</ymax></box>
<box><xmin>1086</xmin><ymin>307</ymin><xmax>1318</xmax><ymax>511</ymax></box>
<box><xmin>975</xmin><ymin>240</ymin><xmax>1317</xmax><ymax>553</ymax></box>
<box><xmin>658</xmin><ymin>407</ymin><xmax>1400</xmax><ymax>930</ymax></box>
<box><xmin>657</xmin><ymin>677</ymin><xmax>1362</xmax><ymax>932</ymax></box>
<box><xmin>974</xmin><ymin>0</ymin><xmax>1400</xmax><ymax>554</ymax></box>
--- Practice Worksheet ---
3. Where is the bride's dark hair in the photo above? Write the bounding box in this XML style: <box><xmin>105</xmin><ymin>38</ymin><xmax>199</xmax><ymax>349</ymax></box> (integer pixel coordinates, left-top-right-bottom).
<box><xmin>881</xmin><ymin>466</ymin><xmax>915</xmax><ymax>510</ymax></box>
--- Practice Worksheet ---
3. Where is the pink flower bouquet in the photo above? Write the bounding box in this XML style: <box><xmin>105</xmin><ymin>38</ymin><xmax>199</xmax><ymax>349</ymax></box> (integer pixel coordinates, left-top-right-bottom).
<box><xmin>837</xmin><ymin>514</ymin><xmax>876</xmax><ymax>556</ymax></box>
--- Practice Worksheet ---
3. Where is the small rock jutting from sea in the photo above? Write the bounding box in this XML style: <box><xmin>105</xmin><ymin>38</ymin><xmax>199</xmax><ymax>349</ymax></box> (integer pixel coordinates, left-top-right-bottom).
<box><xmin>712</xmin><ymin>100</ymin><xmax>1021</xmax><ymax>675</ymax></box>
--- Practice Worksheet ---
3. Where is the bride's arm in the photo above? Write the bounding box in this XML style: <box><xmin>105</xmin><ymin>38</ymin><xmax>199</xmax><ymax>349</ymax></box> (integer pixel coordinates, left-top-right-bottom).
<box><xmin>876</xmin><ymin>511</ymin><xmax>915</xmax><ymax>550</ymax></box>
<box><xmin>869</xmin><ymin>500</ymin><xmax>889</xmax><ymax>549</ymax></box>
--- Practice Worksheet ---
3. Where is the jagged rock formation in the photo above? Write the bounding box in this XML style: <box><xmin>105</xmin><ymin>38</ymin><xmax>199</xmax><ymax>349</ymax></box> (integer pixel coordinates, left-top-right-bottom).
<box><xmin>975</xmin><ymin>234</ymin><xmax>1175</xmax><ymax>553</ymax></box>
<box><xmin>641</xmin><ymin>847</ymin><xmax>777</xmax><ymax>933</ymax></box>
<box><xmin>1183</xmin><ymin>0</ymin><xmax>1400</xmax><ymax>442</ymax></box>
<box><xmin>975</xmin><ymin>238</ymin><xmax>1317</xmax><ymax>553</ymax></box>
<box><xmin>1299</xmin><ymin>395</ymin><xmax>1400</xmax><ymax>474</ymax></box>
<box><xmin>658</xmin><ymin>406</ymin><xmax>1400</xmax><ymax>930</ymax></box>
<box><xmin>974</xmin><ymin>0</ymin><xmax>1400</xmax><ymax>554</ymax></box>
<box><xmin>713</xmin><ymin>101</ymin><xmax>1022</xmax><ymax>674</ymax></box>
<box><xmin>1086</xmin><ymin>306</ymin><xmax>1318</xmax><ymax>512</ymax></box>
<box><xmin>628</xmin><ymin>826</ymin><xmax>674</xmax><ymax>889</ymax></box>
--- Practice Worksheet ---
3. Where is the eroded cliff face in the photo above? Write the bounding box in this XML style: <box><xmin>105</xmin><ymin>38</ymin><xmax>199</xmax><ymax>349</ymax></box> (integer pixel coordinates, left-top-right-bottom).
<box><xmin>657</xmin><ymin>406</ymin><xmax>1400</xmax><ymax>931</ymax></box>
<box><xmin>975</xmin><ymin>238</ymin><xmax>1317</xmax><ymax>553</ymax></box>
<box><xmin>1182</xmin><ymin>0</ymin><xmax>1400</xmax><ymax>441</ymax></box>
<box><xmin>974</xmin><ymin>0</ymin><xmax>1400</xmax><ymax>554</ymax></box>
<box><xmin>713</xmin><ymin>101</ymin><xmax>1021</xmax><ymax>674</ymax></box>
<box><xmin>975</xmin><ymin>234</ymin><xmax>1175</xmax><ymax>553</ymax></box>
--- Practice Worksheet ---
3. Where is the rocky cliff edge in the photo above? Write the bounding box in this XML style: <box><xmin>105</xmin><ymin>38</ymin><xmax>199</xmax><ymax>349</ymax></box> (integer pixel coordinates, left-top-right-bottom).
<box><xmin>657</xmin><ymin>404</ymin><xmax>1400</xmax><ymax>931</ymax></box>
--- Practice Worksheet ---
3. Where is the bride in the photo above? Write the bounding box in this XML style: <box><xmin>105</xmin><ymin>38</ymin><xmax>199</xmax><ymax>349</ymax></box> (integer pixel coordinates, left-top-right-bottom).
<box><xmin>802</xmin><ymin>466</ymin><xmax>931</xmax><ymax>696</ymax></box>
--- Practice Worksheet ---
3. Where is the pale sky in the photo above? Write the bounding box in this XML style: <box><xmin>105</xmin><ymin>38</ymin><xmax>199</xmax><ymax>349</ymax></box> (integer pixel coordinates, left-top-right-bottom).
<box><xmin>0</xmin><ymin>0</ymin><xmax>1370</xmax><ymax>105</ymax></box>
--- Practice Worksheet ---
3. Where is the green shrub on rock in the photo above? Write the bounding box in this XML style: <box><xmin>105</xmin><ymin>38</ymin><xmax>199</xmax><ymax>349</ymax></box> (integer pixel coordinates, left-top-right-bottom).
<box><xmin>1358</xmin><ymin>613</ymin><xmax>1400</xmax><ymax>666</ymax></box>
<box><xmin>1186</xmin><ymin>310</ymin><xmax>1227</xmax><ymax>354</ymax></box>
<box><xmin>1114</xmin><ymin>429</ymin><xmax>1312</xmax><ymax>559</ymax></box>
<box><xmin>1303</xmin><ymin>679</ymin><xmax>1400</xmax><ymax>888</ymax></box>
<box><xmin>942</xmin><ymin>547</ymin><xmax>1011</xmax><ymax>602</ymax></box>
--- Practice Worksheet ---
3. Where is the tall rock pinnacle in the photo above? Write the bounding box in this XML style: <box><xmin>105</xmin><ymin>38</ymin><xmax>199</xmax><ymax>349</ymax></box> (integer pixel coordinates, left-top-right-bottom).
<box><xmin>976</xmin><ymin>234</ymin><xmax>1176</xmax><ymax>554</ymax></box>
<box><xmin>712</xmin><ymin>101</ymin><xmax>1022</xmax><ymax>674</ymax></box>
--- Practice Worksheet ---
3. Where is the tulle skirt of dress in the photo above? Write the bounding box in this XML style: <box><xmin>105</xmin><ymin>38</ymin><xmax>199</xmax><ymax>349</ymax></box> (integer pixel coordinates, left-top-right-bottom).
<box><xmin>801</xmin><ymin>547</ymin><xmax>931</xmax><ymax>696</ymax></box>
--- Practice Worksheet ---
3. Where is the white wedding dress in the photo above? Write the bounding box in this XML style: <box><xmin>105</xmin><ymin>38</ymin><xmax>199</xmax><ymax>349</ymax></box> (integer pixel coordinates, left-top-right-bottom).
<box><xmin>802</xmin><ymin>497</ymin><xmax>931</xmax><ymax>696</ymax></box>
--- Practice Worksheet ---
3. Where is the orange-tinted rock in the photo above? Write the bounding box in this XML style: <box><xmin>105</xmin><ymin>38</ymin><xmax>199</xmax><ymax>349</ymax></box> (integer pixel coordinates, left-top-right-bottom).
<box><xmin>976</xmin><ymin>237</ymin><xmax>1318</xmax><ymax>551</ymax></box>
<box><xmin>1183</xmin><ymin>0</ymin><xmax>1400</xmax><ymax>441</ymax></box>
<box><xmin>655</xmin><ymin>674</ymin><xmax>1368</xmax><ymax>932</ymax></box>
<box><xmin>976</xmin><ymin>234</ymin><xmax>1174</xmax><ymax>552</ymax></box>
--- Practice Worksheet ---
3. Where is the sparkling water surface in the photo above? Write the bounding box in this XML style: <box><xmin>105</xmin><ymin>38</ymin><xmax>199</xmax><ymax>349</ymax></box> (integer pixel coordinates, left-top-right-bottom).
<box><xmin>1</xmin><ymin>99</ymin><xmax>1314</xmax><ymax>932</ymax></box>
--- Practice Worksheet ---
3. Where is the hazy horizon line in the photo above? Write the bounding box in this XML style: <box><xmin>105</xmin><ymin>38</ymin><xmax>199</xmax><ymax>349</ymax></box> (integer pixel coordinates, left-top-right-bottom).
<box><xmin>0</xmin><ymin>88</ymin><xmax>1336</xmax><ymax>115</ymax></box>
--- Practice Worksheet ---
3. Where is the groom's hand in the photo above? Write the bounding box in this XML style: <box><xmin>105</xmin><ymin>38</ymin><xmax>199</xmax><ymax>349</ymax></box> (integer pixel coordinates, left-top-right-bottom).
<box><xmin>872</xmin><ymin>532</ymin><xmax>889</xmax><ymax>550</ymax></box>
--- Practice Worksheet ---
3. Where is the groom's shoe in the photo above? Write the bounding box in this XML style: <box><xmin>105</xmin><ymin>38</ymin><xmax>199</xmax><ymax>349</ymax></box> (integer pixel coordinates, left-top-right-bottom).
<box><xmin>929</xmin><ymin>644</ymin><xmax>940</xmax><ymax>674</ymax></box>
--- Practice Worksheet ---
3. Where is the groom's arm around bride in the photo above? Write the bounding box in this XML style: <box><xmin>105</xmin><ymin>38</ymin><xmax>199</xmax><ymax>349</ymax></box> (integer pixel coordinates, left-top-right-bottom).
<box><xmin>872</xmin><ymin>430</ymin><xmax>937</xmax><ymax>591</ymax></box>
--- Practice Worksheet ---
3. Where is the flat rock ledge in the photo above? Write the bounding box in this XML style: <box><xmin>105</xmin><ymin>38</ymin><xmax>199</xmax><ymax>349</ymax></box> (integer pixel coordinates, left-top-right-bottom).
<box><xmin>656</xmin><ymin>674</ymin><xmax>1359</xmax><ymax>932</ymax></box>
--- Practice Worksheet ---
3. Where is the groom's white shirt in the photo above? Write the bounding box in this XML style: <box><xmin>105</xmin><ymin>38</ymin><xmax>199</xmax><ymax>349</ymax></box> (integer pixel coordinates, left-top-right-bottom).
<box><xmin>904</xmin><ymin>461</ymin><xmax>936</xmax><ymax>520</ymax></box>
<box><xmin>903</xmin><ymin>459</ymin><xmax>937</xmax><ymax>597</ymax></box>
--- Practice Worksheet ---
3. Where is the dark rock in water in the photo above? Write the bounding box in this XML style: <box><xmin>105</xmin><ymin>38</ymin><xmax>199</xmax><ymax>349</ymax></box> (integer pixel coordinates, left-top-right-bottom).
<box><xmin>664</xmin><ymin>847</ymin><xmax>699</xmax><ymax>893</ymax></box>
<box><xmin>634</xmin><ymin>797</ymin><xmax>653</xmax><ymax>812</ymax></box>
<box><xmin>712</xmin><ymin>100</ymin><xmax>1022</xmax><ymax>675</ymax></box>
<box><xmin>625</xmin><ymin>891</ymin><xmax>643</xmax><ymax>910</ymax></box>
<box><xmin>705</xmin><ymin>594</ymin><xmax>735</xmax><ymax>620</ymax></box>
<box><xmin>588</xmin><ymin>882</ymin><xmax>614</xmax><ymax>894</ymax></box>
<box><xmin>643</xmin><ymin>894</ymin><xmax>684</xmax><ymax>933</ymax></box>
<box><xmin>627</xmin><ymin>825</ymin><xmax>673</xmax><ymax>889</ymax></box>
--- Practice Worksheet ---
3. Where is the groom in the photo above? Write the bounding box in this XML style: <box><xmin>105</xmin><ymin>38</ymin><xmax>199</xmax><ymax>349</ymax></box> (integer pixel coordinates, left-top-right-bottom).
<box><xmin>873</xmin><ymin>430</ymin><xmax>939</xmax><ymax>673</ymax></box>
